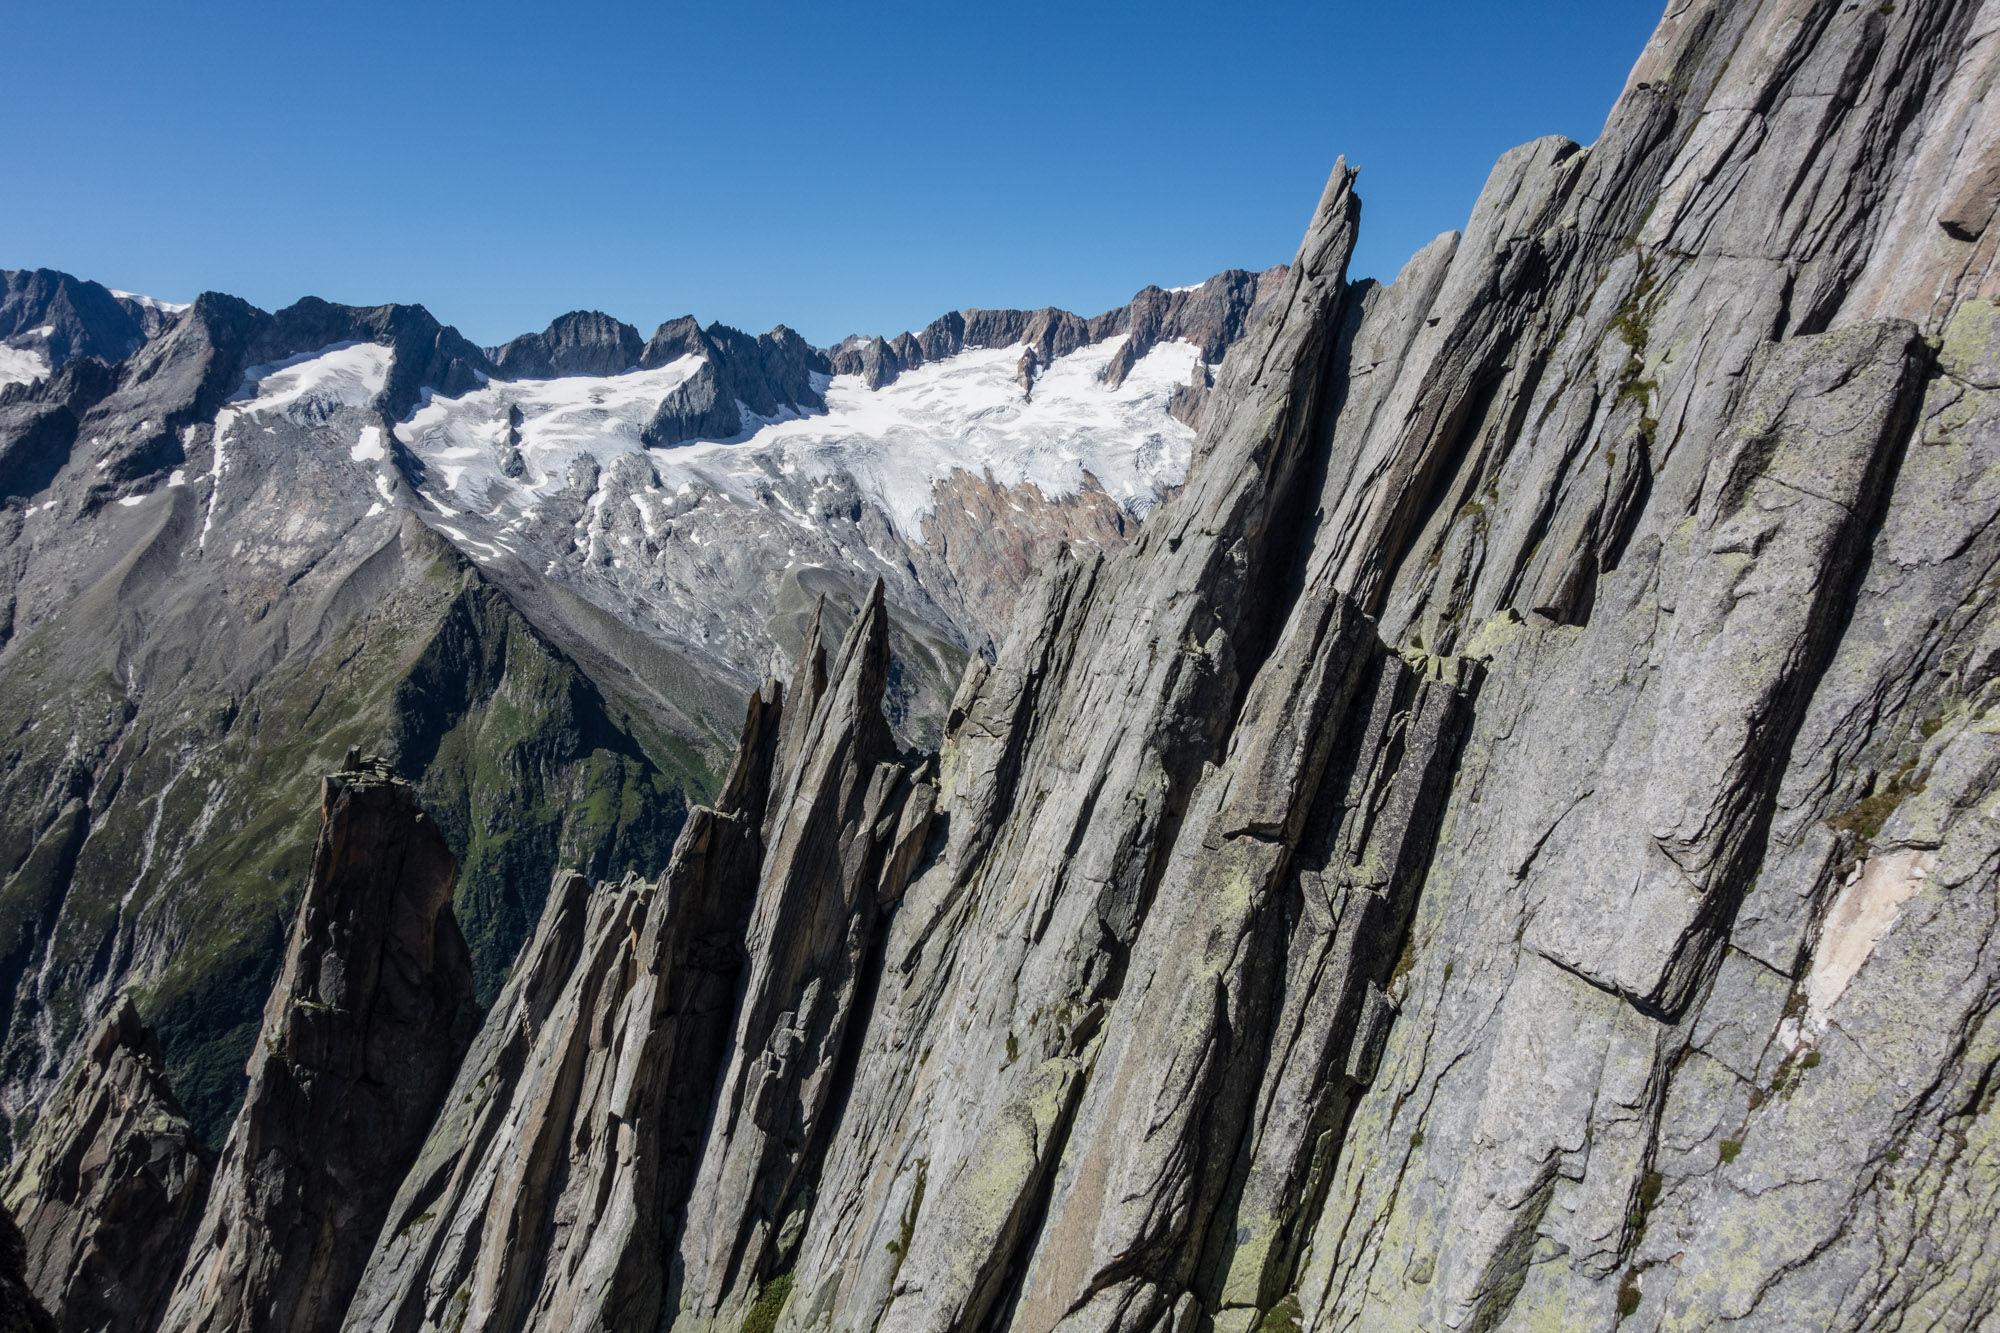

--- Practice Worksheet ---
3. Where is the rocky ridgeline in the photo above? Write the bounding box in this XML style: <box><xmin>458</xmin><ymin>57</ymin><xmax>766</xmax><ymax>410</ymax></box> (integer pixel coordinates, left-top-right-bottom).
<box><xmin>487</xmin><ymin>310</ymin><xmax>835</xmax><ymax>445</ymax></box>
<box><xmin>6</xmin><ymin>1</ymin><xmax>2000</xmax><ymax>1331</ymax></box>
<box><xmin>477</xmin><ymin>271</ymin><xmax>1286</xmax><ymax>451</ymax></box>
<box><xmin>824</xmin><ymin>267</ymin><xmax>1287</xmax><ymax>396</ymax></box>
<box><xmin>0</xmin><ymin>269</ymin><xmax>171</xmax><ymax>373</ymax></box>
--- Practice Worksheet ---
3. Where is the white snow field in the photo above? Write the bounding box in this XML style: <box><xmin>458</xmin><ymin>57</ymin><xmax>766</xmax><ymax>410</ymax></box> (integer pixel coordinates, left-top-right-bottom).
<box><xmin>203</xmin><ymin>341</ymin><xmax>395</xmax><ymax>548</ymax></box>
<box><xmin>391</xmin><ymin>335</ymin><xmax>1202</xmax><ymax>542</ymax></box>
<box><xmin>0</xmin><ymin>343</ymin><xmax>51</xmax><ymax>390</ymax></box>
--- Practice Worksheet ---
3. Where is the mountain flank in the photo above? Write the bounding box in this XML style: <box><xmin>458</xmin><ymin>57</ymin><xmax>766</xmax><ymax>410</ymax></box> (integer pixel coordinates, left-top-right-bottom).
<box><xmin>4</xmin><ymin>2</ymin><xmax>1999</xmax><ymax>1329</ymax></box>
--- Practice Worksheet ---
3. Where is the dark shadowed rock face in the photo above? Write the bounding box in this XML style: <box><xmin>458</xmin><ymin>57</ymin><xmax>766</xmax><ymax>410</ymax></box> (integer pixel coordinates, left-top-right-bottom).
<box><xmin>0</xmin><ymin>998</ymin><xmax>212</xmax><ymax>1333</ymax></box>
<box><xmin>0</xmin><ymin>269</ymin><xmax>157</xmax><ymax>370</ymax></box>
<box><xmin>156</xmin><ymin>758</ymin><xmax>477</xmax><ymax>1333</ymax></box>
<box><xmin>0</xmin><ymin>357</ymin><xmax>121</xmax><ymax>504</ymax></box>
<box><xmin>0</xmin><ymin>1208</ymin><xmax>52</xmax><ymax>1333</ymax></box>
<box><xmin>639</xmin><ymin>318</ymin><xmax>833</xmax><ymax>446</ymax></box>
<box><xmin>488</xmin><ymin>311</ymin><xmax>645</xmax><ymax>379</ymax></box>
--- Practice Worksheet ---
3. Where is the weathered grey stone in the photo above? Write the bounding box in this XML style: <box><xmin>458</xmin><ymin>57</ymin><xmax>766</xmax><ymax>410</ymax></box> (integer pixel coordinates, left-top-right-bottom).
<box><xmin>0</xmin><ymin>998</ymin><xmax>212</xmax><ymax>1333</ymax></box>
<box><xmin>338</xmin><ymin>682</ymin><xmax>785</xmax><ymax>1333</ymax></box>
<box><xmin>38</xmin><ymin>5</ymin><xmax>2000</xmax><ymax>1333</ymax></box>
<box><xmin>675</xmin><ymin>579</ymin><xmax>917</xmax><ymax>1330</ymax></box>
<box><xmin>157</xmin><ymin>761</ymin><xmax>476</xmax><ymax>1333</ymax></box>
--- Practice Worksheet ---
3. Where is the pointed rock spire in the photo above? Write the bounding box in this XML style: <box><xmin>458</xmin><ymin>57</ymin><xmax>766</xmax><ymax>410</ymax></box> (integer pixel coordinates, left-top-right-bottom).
<box><xmin>673</xmin><ymin>577</ymin><xmax>921</xmax><ymax>1329</ymax></box>
<box><xmin>340</xmin><ymin>679</ymin><xmax>788</xmax><ymax>1333</ymax></box>
<box><xmin>0</xmin><ymin>997</ymin><xmax>208</xmax><ymax>1333</ymax></box>
<box><xmin>158</xmin><ymin>761</ymin><xmax>475</xmax><ymax>1333</ymax></box>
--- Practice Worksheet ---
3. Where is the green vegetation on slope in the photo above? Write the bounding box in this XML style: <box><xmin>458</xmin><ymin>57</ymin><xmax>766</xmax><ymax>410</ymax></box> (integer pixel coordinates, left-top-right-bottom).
<box><xmin>0</xmin><ymin>523</ymin><xmax>717</xmax><ymax>1146</ymax></box>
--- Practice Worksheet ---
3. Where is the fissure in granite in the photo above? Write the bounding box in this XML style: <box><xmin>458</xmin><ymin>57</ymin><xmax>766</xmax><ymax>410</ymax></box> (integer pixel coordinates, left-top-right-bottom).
<box><xmin>5</xmin><ymin>2</ymin><xmax>2000</xmax><ymax>1332</ymax></box>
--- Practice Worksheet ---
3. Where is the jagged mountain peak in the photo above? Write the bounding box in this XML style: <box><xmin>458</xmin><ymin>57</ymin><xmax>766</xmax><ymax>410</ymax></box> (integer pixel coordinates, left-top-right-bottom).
<box><xmin>487</xmin><ymin>308</ymin><xmax>644</xmax><ymax>379</ymax></box>
<box><xmin>8</xmin><ymin>6</ymin><xmax>2000</xmax><ymax>1333</ymax></box>
<box><xmin>0</xmin><ymin>267</ymin><xmax>168</xmax><ymax>391</ymax></box>
<box><xmin>828</xmin><ymin>264</ymin><xmax>1289</xmax><ymax>392</ymax></box>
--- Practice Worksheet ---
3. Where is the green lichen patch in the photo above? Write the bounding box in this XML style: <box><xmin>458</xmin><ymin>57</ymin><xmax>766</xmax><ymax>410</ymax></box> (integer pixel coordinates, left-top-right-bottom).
<box><xmin>740</xmin><ymin>1272</ymin><xmax>793</xmax><ymax>1333</ymax></box>
<box><xmin>1254</xmin><ymin>1293</ymin><xmax>1303</xmax><ymax>1333</ymax></box>
<box><xmin>1828</xmin><ymin>758</ymin><xmax>1926</xmax><ymax>864</ymax></box>
<box><xmin>1616</xmin><ymin>1268</ymin><xmax>1643</xmax><ymax>1319</ymax></box>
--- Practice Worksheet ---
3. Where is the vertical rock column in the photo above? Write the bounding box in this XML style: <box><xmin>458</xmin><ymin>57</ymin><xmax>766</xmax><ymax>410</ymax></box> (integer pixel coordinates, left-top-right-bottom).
<box><xmin>0</xmin><ymin>998</ymin><xmax>214</xmax><ymax>1333</ymax></box>
<box><xmin>159</xmin><ymin>756</ymin><xmax>476</xmax><ymax>1333</ymax></box>
<box><xmin>675</xmin><ymin>580</ymin><xmax>921</xmax><ymax>1331</ymax></box>
<box><xmin>338</xmin><ymin>679</ymin><xmax>788</xmax><ymax>1333</ymax></box>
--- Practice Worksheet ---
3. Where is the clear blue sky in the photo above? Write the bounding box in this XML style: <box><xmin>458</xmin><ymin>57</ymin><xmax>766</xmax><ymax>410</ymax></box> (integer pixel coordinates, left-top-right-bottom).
<box><xmin>10</xmin><ymin>2</ymin><xmax>1662</xmax><ymax>348</ymax></box>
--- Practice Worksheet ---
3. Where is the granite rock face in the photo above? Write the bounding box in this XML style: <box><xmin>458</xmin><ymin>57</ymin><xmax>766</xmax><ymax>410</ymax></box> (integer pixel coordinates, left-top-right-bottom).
<box><xmin>332</xmin><ymin>586</ymin><xmax>930</xmax><ymax>1333</ymax></box>
<box><xmin>0</xmin><ymin>999</ymin><xmax>212</xmax><ymax>1333</ymax></box>
<box><xmin>338</xmin><ymin>682</ymin><xmax>785</xmax><ymax>1333</ymax></box>
<box><xmin>156</xmin><ymin>760</ymin><xmax>476</xmax><ymax>1333</ymax></box>
<box><xmin>14</xmin><ymin>3</ymin><xmax>2000</xmax><ymax>1332</ymax></box>
<box><xmin>638</xmin><ymin>318</ymin><xmax>832</xmax><ymax>446</ymax></box>
<box><xmin>488</xmin><ymin>312</ymin><xmax>645</xmax><ymax>380</ymax></box>
<box><xmin>652</xmin><ymin>3</ymin><xmax>1999</xmax><ymax>1328</ymax></box>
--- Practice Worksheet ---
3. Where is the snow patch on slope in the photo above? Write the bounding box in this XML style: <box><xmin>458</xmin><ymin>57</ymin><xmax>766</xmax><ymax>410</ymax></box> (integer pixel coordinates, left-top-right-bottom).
<box><xmin>230</xmin><ymin>341</ymin><xmax>393</xmax><ymax>417</ymax></box>
<box><xmin>398</xmin><ymin>354</ymin><xmax>705</xmax><ymax>475</ymax></box>
<box><xmin>717</xmin><ymin>337</ymin><xmax>1200</xmax><ymax>535</ymax></box>
<box><xmin>203</xmin><ymin>342</ymin><xmax>396</xmax><ymax>548</ymax></box>
<box><xmin>0</xmin><ymin>344</ymin><xmax>50</xmax><ymax>390</ymax></box>
<box><xmin>109</xmin><ymin>289</ymin><xmax>191</xmax><ymax>316</ymax></box>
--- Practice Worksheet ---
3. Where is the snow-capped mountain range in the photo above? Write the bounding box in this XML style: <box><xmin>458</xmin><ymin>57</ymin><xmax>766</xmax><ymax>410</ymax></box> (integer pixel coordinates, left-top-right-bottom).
<box><xmin>3</xmin><ymin>263</ymin><xmax>1285</xmax><ymax>737</ymax></box>
<box><xmin>0</xmin><ymin>260</ymin><xmax>1283</xmax><ymax>1134</ymax></box>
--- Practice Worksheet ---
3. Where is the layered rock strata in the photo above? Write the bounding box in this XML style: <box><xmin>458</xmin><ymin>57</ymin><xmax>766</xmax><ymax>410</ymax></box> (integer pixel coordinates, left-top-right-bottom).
<box><xmin>673</xmin><ymin>581</ymin><xmax>934</xmax><ymax>1331</ymax></box>
<box><xmin>704</xmin><ymin>3</ymin><xmax>2000</xmax><ymax>1328</ymax></box>
<box><xmin>16</xmin><ymin>2</ymin><xmax>2000</xmax><ymax>1331</ymax></box>
<box><xmin>333</xmin><ymin>585</ymin><xmax>930</xmax><ymax>1333</ymax></box>
<box><xmin>0</xmin><ymin>999</ymin><xmax>213</xmax><ymax>1333</ymax></box>
<box><xmin>339</xmin><ymin>681</ymin><xmax>785</xmax><ymax>1333</ymax></box>
<box><xmin>157</xmin><ymin>758</ymin><xmax>476</xmax><ymax>1333</ymax></box>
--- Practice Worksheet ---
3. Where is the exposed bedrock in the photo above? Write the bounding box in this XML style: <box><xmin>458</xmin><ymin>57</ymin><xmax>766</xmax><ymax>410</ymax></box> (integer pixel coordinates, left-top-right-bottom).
<box><xmin>321</xmin><ymin>2</ymin><xmax>2000</xmax><ymax>1321</ymax></box>
<box><xmin>339</xmin><ymin>680</ymin><xmax>787</xmax><ymax>1333</ymax></box>
<box><xmin>0</xmin><ymin>1207</ymin><xmax>52</xmax><ymax>1333</ymax></box>
<box><xmin>0</xmin><ymin>268</ymin><xmax>161</xmax><ymax>369</ymax></box>
<box><xmin>673</xmin><ymin>580</ymin><xmax>934</xmax><ymax>1331</ymax></box>
<box><xmin>0</xmin><ymin>999</ymin><xmax>213</xmax><ymax>1333</ymax></box>
<box><xmin>757</xmin><ymin>2</ymin><xmax>2000</xmax><ymax>1330</ymax></box>
<box><xmin>487</xmin><ymin>311</ymin><xmax>645</xmax><ymax>381</ymax></box>
<box><xmin>3</xmin><ymin>291</ymin><xmax>493</xmax><ymax>506</ymax></box>
<box><xmin>156</xmin><ymin>760</ymin><xmax>476</xmax><ymax>1333</ymax></box>
<box><xmin>16</xmin><ymin>1</ymin><xmax>2000</xmax><ymax>1331</ymax></box>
